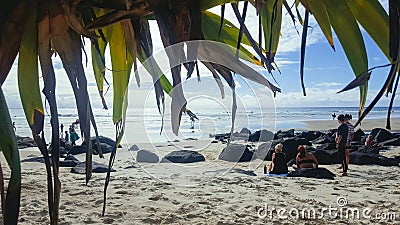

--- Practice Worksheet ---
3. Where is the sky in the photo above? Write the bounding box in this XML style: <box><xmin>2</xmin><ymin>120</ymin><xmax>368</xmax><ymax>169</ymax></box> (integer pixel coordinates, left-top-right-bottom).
<box><xmin>2</xmin><ymin>0</ymin><xmax>394</xmax><ymax>111</ymax></box>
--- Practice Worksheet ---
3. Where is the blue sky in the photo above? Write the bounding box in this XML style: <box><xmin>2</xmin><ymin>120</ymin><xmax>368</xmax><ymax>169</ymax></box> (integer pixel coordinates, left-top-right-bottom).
<box><xmin>2</xmin><ymin>0</ymin><xmax>394</xmax><ymax>110</ymax></box>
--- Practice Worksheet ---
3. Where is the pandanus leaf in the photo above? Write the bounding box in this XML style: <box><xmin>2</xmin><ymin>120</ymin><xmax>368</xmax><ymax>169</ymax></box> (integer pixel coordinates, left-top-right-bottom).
<box><xmin>307</xmin><ymin>0</ymin><xmax>334</xmax><ymax>49</ymax></box>
<box><xmin>202</xmin><ymin>11</ymin><xmax>262</xmax><ymax>66</ymax></box>
<box><xmin>259</xmin><ymin>0</ymin><xmax>283</xmax><ymax>63</ymax></box>
<box><xmin>0</xmin><ymin>87</ymin><xmax>21</xmax><ymax>225</ymax></box>
<box><xmin>18</xmin><ymin>2</ymin><xmax>44</xmax><ymax>135</ymax></box>
<box><xmin>0</xmin><ymin>1</ymin><xmax>28</xmax><ymax>85</ymax></box>
<box><xmin>323</xmin><ymin>0</ymin><xmax>368</xmax><ymax>114</ymax></box>
<box><xmin>346</xmin><ymin>0</ymin><xmax>390</xmax><ymax>60</ymax></box>
<box><xmin>37</xmin><ymin>11</ymin><xmax>58</xmax><ymax>225</ymax></box>
<box><xmin>300</xmin><ymin>9</ymin><xmax>309</xmax><ymax>96</ymax></box>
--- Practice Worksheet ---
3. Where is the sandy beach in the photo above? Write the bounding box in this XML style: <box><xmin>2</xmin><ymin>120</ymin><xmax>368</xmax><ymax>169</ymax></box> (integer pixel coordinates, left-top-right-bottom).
<box><xmin>1</xmin><ymin>122</ymin><xmax>399</xmax><ymax>225</ymax></box>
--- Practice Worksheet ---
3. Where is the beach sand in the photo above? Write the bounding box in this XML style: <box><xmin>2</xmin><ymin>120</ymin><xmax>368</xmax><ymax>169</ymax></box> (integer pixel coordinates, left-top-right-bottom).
<box><xmin>1</xmin><ymin>125</ymin><xmax>399</xmax><ymax>224</ymax></box>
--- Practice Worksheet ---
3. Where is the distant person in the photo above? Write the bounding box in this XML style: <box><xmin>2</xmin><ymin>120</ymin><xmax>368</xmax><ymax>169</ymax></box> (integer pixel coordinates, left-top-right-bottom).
<box><xmin>69</xmin><ymin>127</ymin><xmax>79</xmax><ymax>146</ymax></box>
<box><xmin>336</xmin><ymin>114</ymin><xmax>348</xmax><ymax>176</ymax></box>
<box><xmin>343</xmin><ymin>114</ymin><xmax>354</xmax><ymax>169</ymax></box>
<box><xmin>12</xmin><ymin>122</ymin><xmax>16</xmax><ymax>132</ymax></box>
<box><xmin>292</xmin><ymin>145</ymin><xmax>318</xmax><ymax>170</ymax></box>
<box><xmin>64</xmin><ymin>131</ymin><xmax>69</xmax><ymax>142</ymax></box>
<box><xmin>60</xmin><ymin>123</ymin><xmax>64</xmax><ymax>138</ymax></box>
<box><xmin>332</xmin><ymin>113</ymin><xmax>336</xmax><ymax>120</ymax></box>
<box><xmin>267</xmin><ymin>143</ymin><xmax>288</xmax><ymax>174</ymax></box>
<box><xmin>190</xmin><ymin>117</ymin><xmax>195</xmax><ymax>129</ymax></box>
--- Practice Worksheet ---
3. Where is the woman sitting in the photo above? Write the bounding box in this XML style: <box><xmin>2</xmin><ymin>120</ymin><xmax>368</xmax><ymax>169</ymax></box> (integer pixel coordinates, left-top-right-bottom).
<box><xmin>292</xmin><ymin>145</ymin><xmax>318</xmax><ymax>170</ymax></box>
<box><xmin>267</xmin><ymin>143</ymin><xmax>288</xmax><ymax>174</ymax></box>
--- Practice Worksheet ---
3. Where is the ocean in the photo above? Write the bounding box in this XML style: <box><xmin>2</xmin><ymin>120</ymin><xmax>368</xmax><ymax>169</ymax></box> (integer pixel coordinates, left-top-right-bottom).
<box><xmin>8</xmin><ymin>106</ymin><xmax>400</xmax><ymax>145</ymax></box>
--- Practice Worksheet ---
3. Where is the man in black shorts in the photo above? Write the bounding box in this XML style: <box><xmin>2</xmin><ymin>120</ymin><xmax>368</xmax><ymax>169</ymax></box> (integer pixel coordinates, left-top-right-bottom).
<box><xmin>336</xmin><ymin>114</ymin><xmax>348</xmax><ymax>176</ymax></box>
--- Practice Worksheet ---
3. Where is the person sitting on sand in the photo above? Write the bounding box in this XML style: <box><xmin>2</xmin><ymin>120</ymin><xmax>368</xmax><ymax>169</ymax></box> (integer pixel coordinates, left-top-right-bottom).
<box><xmin>292</xmin><ymin>145</ymin><xmax>318</xmax><ymax>170</ymax></box>
<box><xmin>267</xmin><ymin>143</ymin><xmax>288</xmax><ymax>174</ymax></box>
<box><xmin>365</xmin><ymin>135</ymin><xmax>377</xmax><ymax>147</ymax></box>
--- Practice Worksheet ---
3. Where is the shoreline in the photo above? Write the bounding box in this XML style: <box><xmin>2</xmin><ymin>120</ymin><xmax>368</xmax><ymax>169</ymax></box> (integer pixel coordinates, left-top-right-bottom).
<box><xmin>304</xmin><ymin>118</ymin><xmax>400</xmax><ymax>132</ymax></box>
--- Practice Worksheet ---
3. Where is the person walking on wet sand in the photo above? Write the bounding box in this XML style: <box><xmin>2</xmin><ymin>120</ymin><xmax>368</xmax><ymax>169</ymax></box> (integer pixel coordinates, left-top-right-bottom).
<box><xmin>336</xmin><ymin>114</ymin><xmax>348</xmax><ymax>176</ymax></box>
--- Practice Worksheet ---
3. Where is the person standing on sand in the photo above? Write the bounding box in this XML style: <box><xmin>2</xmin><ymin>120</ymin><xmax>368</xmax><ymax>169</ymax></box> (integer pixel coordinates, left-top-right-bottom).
<box><xmin>332</xmin><ymin>113</ymin><xmax>336</xmax><ymax>120</ymax></box>
<box><xmin>65</xmin><ymin>131</ymin><xmax>69</xmax><ymax>142</ymax></box>
<box><xmin>60</xmin><ymin>123</ymin><xmax>64</xmax><ymax>138</ymax></box>
<box><xmin>69</xmin><ymin>127</ymin><xmax>79</xmax><ymax>146</ymax></box>
<box><xmin>344</xmin><ymin>114</ymin><xmax>354</xmax><ymax>169</ymax></box>
<box><xmin>336</xmin><ymin>114</ymin><xmax>348</xmax><ymax>176</ymax></box>
<box><xmin>12</xmin><ymin>121</ymin><xmax>16</xmax><ymax>132</ymax></box>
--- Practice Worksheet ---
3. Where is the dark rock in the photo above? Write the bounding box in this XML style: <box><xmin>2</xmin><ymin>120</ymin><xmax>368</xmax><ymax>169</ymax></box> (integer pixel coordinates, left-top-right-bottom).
<box><xmin>211</xmin><ymin>140</ymin><xmax>218</xmax><ymax>143</ymax></box>
<box><xmin>218</xmin><ymin>144</ymin><xmax>254</xmax><ymax>162</ymax></box>
<box><xmin>287</xmin><ymin>168</ymin><xmax>335</xmax><ymax>180</ymax></box>
<box><xmin>357</xmin><ymin>145</ymin><xmax>380</xmax><ymax>154</ymax></box>
<box><xmin>71</xmin><ymin>161</ymin><xmax>116</xmax><ymax>174</ymax></box>
<box><xmin>314</xmin><ymin>149</ymin><xmax>340</xmax><ymax>165</ymax></box>
<box><xmin>60</xmin><ymin>160</ymin><xmax>79</xmax><ymax>167</ymax></box>
<box><xmin>93</xmin><ymin>142</ymin><xmax>114</xmax><ymax>154</ymax></box>
<box><xmin>294</xmin><ymin>138</ymin><xmax>312</xmax><ymax>146</ymax></box>
<box><xmin>286</xmin><ymin>158</ymin><xmax>296</xmax><ymax>167</ymax></box>
<box><xmin>370</xmin><ymin>128</ymin><xmax>395</xmax><ymax>143</ymax></box>
<box><xmin>67</xmin><ymin>145</ymin><xmax>87</xmax><ymax>155</ymax></box>
<box><xmin>315</xmin><ymin>143</ymin><xmax>336</xmax><ymax>151</ymax></box>
<box><xmin>349</xmin><ymin>152</ymin><xmax>399</xmax><ymax>166</ymax></box>
<box><xmin>161</xmin><ymin>150</ymin><xmax>205</xmax><ymax>163</ymax></box>
<box><xmin>281</xmin><ymin>138</ymin><xmax>300</xmax><ymax>162</ymax></box>
<box><xmin>255</xmin><ymin>141</ymin><xmax>274</xmax><ymax>161</ymax></box>
<box><xmin>137</xmin><ymin>150</ymin><xmax>159</xmax><ymax>163</ymax></box>
<box><xmin>16</xmin><ymin>136</ymin><xmax>37</xmax><ymax>149</ymax></box>
<box><xmin>297</xmin><ymin>131</ymin><xmax>322</xmax><ymax>141</ymax></box>
<box><xmin>83</xmin><ymin>136</ymin><xmax>122</xmax><ymax>149</ymax></box>
<box><xmin>312</xmin><ymin>134</ymin><xmax>335</xmax><ymax>145</ymax></box>
<box><xmin>274</xmin><ymin>129</ymin><xmax>295</xmax><ymax>139</ymax></box>
<box><xmin>248</xmin><ymin>129</ymin><xmax>274</xmax><ymax>142</ymax></box>
<box><xmin>239</xmin><ymin>127</ymin><xmax>251</xmax><ymax>135</ymax></box>
<box><xmin>129</xmin><ymin>145</ymin><xmax>140</xmax><ymax>151</ymax></box>
<box><xmin>353</xmin><ymin>129</ymin><xmax>365</xmax><ymax>142</ymax></box>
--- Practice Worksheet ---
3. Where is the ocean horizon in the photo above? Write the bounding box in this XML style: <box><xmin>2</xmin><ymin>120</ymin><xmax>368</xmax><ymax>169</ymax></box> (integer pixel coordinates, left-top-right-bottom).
<box><xmin>9</xmin><ymin>106</ymin><xmax>400</xmax><ymax>144</ymax></box>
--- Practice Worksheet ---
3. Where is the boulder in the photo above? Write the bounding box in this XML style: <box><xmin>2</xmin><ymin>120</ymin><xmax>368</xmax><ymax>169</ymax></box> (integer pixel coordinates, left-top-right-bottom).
<box><xmin>297</xmin><ymin>131</ymin><xmax>323</xmax><ymax>141</ymax></box>
<box><xmin>312</xmin><ymin>134</ymin><xmax>335</xmax><ymax>145</ymax></box>
<box><xmin>67</xmin><ymin>145</ymin><xmax>87</xmax><ymax>155</ymax></box>
<box><xmin>287</xmin><ymin>168</ymin><xmax>335</xmax><ymax>180</ymax></box>
<box><xmin>315</xmin><ymin>143</ymin><xmax>336</xmax><ymax>151</ymax></box>
<box><xmin>294</xmin><ymin>138</ymin><xmax>312</xmax><ymax>146</ymax></box>
<box><xmin>93</xmin><ymin>142</ymin><xmax>114</xmax><ymax>154</ymax></box>
<box><xmin>280</xmin><ymin>138</ymin><xmax>299</xmax><ymax>162</ymax></box>
<box><xmin>71</xmin><ymin>161</ymin><xmax>116</xmax><ymax>174</ymax></box>
<box><xmin>137</xmin><ymin>150</ymin><xmax>159</xmax><ymax>163</ymax></box>
<box><xmin>60</xmin><ymin>155</ymin><xmax>80</xmax><ymax>167</ymax></box>
<box><xmin>83</xmin><ymin>136</ymin><xmax>122</xmax><ymax>149</ymax></box>
<box><xmin>16</xmin><ymin>136</ymin><xmax>37</xmax><ymax>149</ymax></box>
<box><xmin>274</xmin><ymin>129</ymin><xmax>295</xmax><ymax>139</ymax></box>
<box><xmin>357</xmin><ymin>145</ymin><xmax>380</xmax><ymax>154</ymax></box>
<box><xmin>161</xmin><ymin>150</ymin><xmax>205</xmax><ymax>163</ymax></box>
<box><xmin>314</xmin><ymin>149</ymin><xmax>340</xmax><ymax>165</ymax></box>
<box><xmin>218</xmin><ymin>144</ymin><xmax>254</xmax><ymax>162</ymax></box>
<box><xmin>349</xmin><ymin>152</ymin><xmax>399</xmax><ymax>166</ymax></box>
<box><xmin>255</xmin><ymin>141</ymin><xmax>274</xmax><ymax>160</ymax></box>
<box><xmin>248</xmin><ymin>129</ymin><xmax>274</xmax><ymax>142</ymax></box>
<box><xmin>239</xmin><ymin>127</ymin><xmax>251</xmax><ymax>135</ymax></box>
<box><xmin>353</xmin><ymin>129</ymin><xmax>365</xmax><ymax>142</ymax></box>
<box><xmin>370</xmin><ymin>128</ymin><xmax>395</xmax><ymax>143</ymax></box>
<box><xmin>129</xmin><ymin>144</ymin><xmax>140</xmax><ymax>151</ymax></box>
